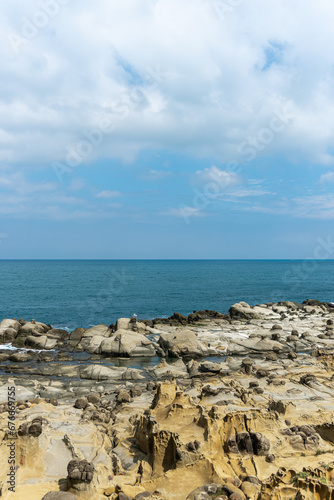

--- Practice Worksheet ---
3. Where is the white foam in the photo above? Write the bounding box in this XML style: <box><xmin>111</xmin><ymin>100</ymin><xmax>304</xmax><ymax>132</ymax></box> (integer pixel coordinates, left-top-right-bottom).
<box><xmin>0</xmin><ymin>343</ymin><xmax>55</xmax><ymax>353</ymax></box>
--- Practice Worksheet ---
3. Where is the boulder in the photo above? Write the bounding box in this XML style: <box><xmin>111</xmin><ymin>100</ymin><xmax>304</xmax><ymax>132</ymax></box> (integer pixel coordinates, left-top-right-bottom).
<box><xmin>42</xmin><ymin>493</ymin><xmax>79</xmax><ymax>500</ymax></box>
<box><xmin>148</xmin><ymin>359</ymin><xmax>189</xmax><ymax>379</ymax></box>
<box><xmin>0</xmin><ymin>327</ymin><xmax>17</xmax><ymax>342</ymax></box>
<box><xmin>100</xmin><ymin>329</ymin><xmax>155</xmax><ymax>357</ymax></box>
<box><xmin>159</xmin><ymin>329</ymin><xmax>213</xmax><ymax>358</ymax></box>
<box><xmin>81</xmin><ymin>324</ymin><xmax>111</xmax><ymax>338</ymax></box>
<box><xmin>67</xmin><ymin>459</ymin><xmax>94</xmax><ymax>483</ymax></box>
<box><xmin>18</xmin><ymin>321</ymin><xmax>50</xmax><ymax>336</ymax></box>
<box><xmin>69</xmin><ymin>328</ymin><xmax>86</xmax><ymax>345</ymax></box>
<box><xmin>116</xmin><ymin>318</ymin><xmax>131</xmax><ymax>330</ymax></box>
<box><xmin>0</xmin><ymin>319</ymin><xmax>20</xmax><ymax>332</ymax></box>
<box><xmin>9</xmin><ymin>352</ymin><xmax>34</xmax><ymax>362</ymax></box>
<box><xmin>25</xmin><ymin>335</ymin><xmax>57</xmax><ymax>350</ymax></box>
<box><xmin>45</xmin><ymin>328</ymin><xmax>69</xmax><ymax>340</ymax></box>
<box><xmin>80</xmin><ymin>364</ymin><xmax>144</xmax><ymax>381</ymax></box>
<box><xmin>229</xmin><ymin>302</ymin><xmax>263</xmax><ymax>320</ymax></box>
<box><xmin>187</xmin><ymin>484</ymin><xmax>221</xmax><ymax>500</ymax></box>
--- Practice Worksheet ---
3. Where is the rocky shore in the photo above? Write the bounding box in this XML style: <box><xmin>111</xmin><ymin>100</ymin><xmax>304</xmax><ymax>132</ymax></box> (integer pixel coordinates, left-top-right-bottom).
<box><xmin>0</xmin><ymin>299</ymin><xmax>334</xmax><ymax>499</ymax></box>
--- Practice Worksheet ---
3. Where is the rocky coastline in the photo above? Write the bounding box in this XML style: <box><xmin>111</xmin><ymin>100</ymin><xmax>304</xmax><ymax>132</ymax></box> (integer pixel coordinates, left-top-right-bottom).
<box><xmin>0</xmin><ymin>299</ymin><xmax>334</xmax><ymax>499</ymax></box>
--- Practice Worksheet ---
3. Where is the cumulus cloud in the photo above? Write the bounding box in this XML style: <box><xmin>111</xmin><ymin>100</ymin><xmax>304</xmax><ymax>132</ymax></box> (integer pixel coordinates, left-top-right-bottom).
<box><xmin>1</xmin><ymin>0</ymin><xmax>334</xmax><ymax>172</ymax></box>
<box><xmin>193</xmin><ymin>166</ymin><xmax>241</xmax><ymax>188</ymax></box>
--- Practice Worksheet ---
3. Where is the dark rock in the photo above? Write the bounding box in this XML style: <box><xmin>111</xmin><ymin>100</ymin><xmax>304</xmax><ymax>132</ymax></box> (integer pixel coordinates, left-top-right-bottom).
<box><xmin>266</xmin><ymin>353</ymin><xmax>278</xmax><ymax>361</ymax></box>
<box><xmin>300</xmin><ymin>374</ymin><xmax>316</xmax><ymax>385</ymax></box>
<box><xmin>116</xmin><ymin>390</ymin><xmax>131</xmax><ymax>404</ymax></box>
<box><xmin>130</xmin><ymin>385</ymin><xmax>143</xmax><ymax>398</ymax></box>
<box><xmin>146</xmin><ymin>381</ymin><xmax>156</xmax><ymax>391</ymax></box>
<box><xmin>74</xmin><ymin>397</ymin><xmax>88</xmax><ymax>409</ymax></box>
<box><xmin>249</xmin><ymin>381</ymin><xmax>259</xmax><ymax>388</ymax></box>
<box><xmin>118</xmin><ymin>494</ymin><xmax>132</xmax><ymax>500</ymax></box>
<box><xmin>41</xmin><ymin>493</ymin><xmax>79</xmax><ymax>500</ymax></box>
<box><xmin>228</xmin><ymin>431</ymin><xmax>270</xmax><ymax>456</ymax></box>
<box><xmin>28</xmin><ymin>423</ymin><xmax>42</xmax><ymax>437</ymax></box>
<box><xmin>67</xmin><ymin>459</ymin><xmax>94</xmax><ymax>484</ymax></box>
<box><xmin>87</xmin><ymin>393</ymin><xmax>100</xmax><ymax>405</ymax></box>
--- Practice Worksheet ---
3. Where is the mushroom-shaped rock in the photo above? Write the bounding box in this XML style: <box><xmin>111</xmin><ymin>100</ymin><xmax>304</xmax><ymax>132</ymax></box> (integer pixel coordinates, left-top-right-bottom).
<box><xmin>67</xmin><ymin>459</ymin><xmax>95</xmax><ymax>484</ymax></box>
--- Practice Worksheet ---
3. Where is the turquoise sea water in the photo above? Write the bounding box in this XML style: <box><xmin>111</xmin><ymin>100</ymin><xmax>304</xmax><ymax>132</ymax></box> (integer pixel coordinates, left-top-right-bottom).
<box><xmin>0</xmin><ymin>260</ymin><xmax>333</xmax><ymax>329</ymax></box>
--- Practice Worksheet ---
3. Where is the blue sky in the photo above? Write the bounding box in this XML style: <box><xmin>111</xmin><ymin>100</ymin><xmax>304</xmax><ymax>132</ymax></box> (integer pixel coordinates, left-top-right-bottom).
<box><xmin>1</xmin><ymin>0</ymin><xmax>334</xmax><ymax>258</ymax></box>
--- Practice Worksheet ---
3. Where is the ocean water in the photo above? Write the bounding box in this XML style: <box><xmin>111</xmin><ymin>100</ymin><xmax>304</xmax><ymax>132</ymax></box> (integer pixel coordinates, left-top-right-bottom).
<box><xmin>0</xmin><ymin>260</ymin><xmax>333</xmax><ymax>330</ymax></box>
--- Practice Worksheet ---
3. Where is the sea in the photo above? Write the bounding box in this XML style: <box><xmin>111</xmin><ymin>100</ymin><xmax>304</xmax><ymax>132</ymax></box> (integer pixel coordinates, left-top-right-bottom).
<box><xmin>0</xmin><ymin>260</ymin><xmax>333</xmax><ymax>331</ymax></box>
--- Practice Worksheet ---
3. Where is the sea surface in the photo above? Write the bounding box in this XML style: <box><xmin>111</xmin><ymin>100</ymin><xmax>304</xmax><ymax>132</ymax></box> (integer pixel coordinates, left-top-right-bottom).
<box><xmin>0</xmin><ymin>260</ymin><xmax>333</xmax><ymax>330</ymax></box>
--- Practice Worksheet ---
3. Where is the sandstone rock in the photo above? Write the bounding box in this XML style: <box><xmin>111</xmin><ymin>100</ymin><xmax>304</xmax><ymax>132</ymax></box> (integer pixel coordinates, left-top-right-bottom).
<box><xmin>69</xmin><ymin>327</ymin><xmax>86</xmax><ymax>345</ymax></box>
<box><xmin>117</xmin><ymin>390</ymin><xmax>131</xmax><ymax>404</ymax></box>
<box><xmin>0</xmin><ymin>318</ymin><xmax>20</xmax><ymax>332</ymax></box>
<box><xmin>80</xmin><ymin>364</ymin><xmax>143</xmax><ymax>381</ymax></box>
<box><xmin>100</xmin><ymin>329</ymin><xmax>155</xmax><ymax>357</ymax></box>
<box><xmin>74</xmin><ymin>397</ymin><xmax>88</xmax><ymax>409</ymax></box>
<box><xmin>87</xmin><ymin>393</ymin><xmax>100</xmax><ymax>404</ymax></box>
<box><xmin>134</xmin><ymin>492</ymin><xmax>152</xmax><ymax>499</ymax></box>
<box><xmin>159</xmin><ymin>329</ymin><xmax>212</xmax><ymax>358</ymax></box>
<box><xmin>46</xmin><ymin>328</ymin><xmax>69</xmax><ymax>340</ymax></box>
<box><xmin>28</xmin><ymin>422</ymin><xmax>43</xmax><ymax>437</ymax></box>
<box><xmin>18</xmin><ymin>320</ymin><xmax>50</xmax><ymax>336</ymax></box>
<box><xmin>67</xmin><ymin>458</ymin><xmax>95</xmax><ymax>483</ymax></box>
<box><xmin>25</xmin><ymin>335</ymin><xmax>57</xmax><ymax>350</ymax></box>
<box><xmin>186</xmin><ymin>484</ymin><xmax>220</xmax><ymax>499</ymax></box>
<box><xmin>227</xmin><ymin>431</ymin><xmax>270</xmax><ymax>455</ymax></box>
<box><xmin>149</xmin><ymin>358</ymin><xmax>189</xmax><ymax>379</ymax></box>
<box><xmin>41</xmin><ymin>493</ymin><xmax>79</xmax><ymax>500</ymax></box>
<box><xmin>229</xmin><ymin>302</ymin><xmax>263</xmax><ymax>320</ymax></box>
<box><xmin>9</xmin><ymin>351</ymin><xmax>34</xmax><ymax>362</ymax></box>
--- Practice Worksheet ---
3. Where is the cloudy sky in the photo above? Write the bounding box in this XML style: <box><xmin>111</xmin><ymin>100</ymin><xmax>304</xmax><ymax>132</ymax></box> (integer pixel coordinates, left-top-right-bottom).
<box><xmin>1</xmin><ymin>0</ymin><xmax>334</xmax><ymax>258</ymax></box>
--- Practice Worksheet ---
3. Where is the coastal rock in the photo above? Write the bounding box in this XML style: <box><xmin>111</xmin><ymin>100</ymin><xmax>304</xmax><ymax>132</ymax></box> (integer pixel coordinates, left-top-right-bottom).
<box><xmin>227</xmin><ymin>431</ymin><xmax>270</xmax><ymax>455</ymax></box>
<box><xmin>229</xmin><ymin>302</ymin><xmax>263</xmax><ymax>320</ymax></box>
<box><xmin>0</xmin><ymin>318</ymin><xmax>20</xmax><ymax>331</ymax></box>
<box><xmin>42</xmin><ymin>494</ymin><xmax>79</xmax><ymax>500</ymax></box>
<box><xmin>80</xmin><ymin>364</ymin><xmax>144</xmax><ymax>381</ymax></box>
<box><xmin>18</xmin><ymin>320</ymin><xmax>50</xmax><ymax>336</ymax></box>
<box><xmin>99</xmin><ymin>329</ymin><xmax>156</xmax><ymax>357</ymax></box>
<box><xmin>68</xmin><ymin>328</ymin><xmax>86</xmax><ymax>346</ymax></box>
<box><xmin>159</xmin><ymin>328</ymin><xmax>213</xmax><ymax>358</ymax></box>
<box><xmin>148</xmin><ymin>358</ymin><xmax>189</xmax><ymax>379</ymax></box>
<box><xmin>67</xmin><ymin>458</ymin><xmax>95</xmax><ymax>483</ymax></box>
<box><xmin>25</xmin><ymin>335</ymin><xmax>58</xmax><ymax>350</ymax></box>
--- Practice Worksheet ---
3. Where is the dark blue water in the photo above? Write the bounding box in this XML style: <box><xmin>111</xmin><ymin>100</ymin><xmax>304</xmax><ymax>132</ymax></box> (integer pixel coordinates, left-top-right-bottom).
<box><xmin>0</xmin><ymin>260</ymin><xmax>333</xmax><ymax>329</ymax></box>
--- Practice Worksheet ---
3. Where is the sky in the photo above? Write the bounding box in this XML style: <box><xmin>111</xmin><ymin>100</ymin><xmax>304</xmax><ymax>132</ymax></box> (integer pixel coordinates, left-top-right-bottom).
<box><xmin>1</xmin><ymin>0</ymin><xmax>334</xmax><ymax>259</ymax></box>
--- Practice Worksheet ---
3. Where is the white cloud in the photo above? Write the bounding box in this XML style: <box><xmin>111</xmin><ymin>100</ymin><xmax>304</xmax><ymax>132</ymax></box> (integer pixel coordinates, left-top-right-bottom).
<box><xmin>144</xmin><ymin>169</ymin><xmax>171</xmax><ymax>180</ymax></box>
<box><xmin>1</xmin><ymin>0</ymin><xmax>334</xmax><ymax>170</ymax></box>
<box><xmin>95</xmin><ymin>190</ymin><xmax>122</xmax><ymax>199</ymax></box>
<box><xmin>320</xmin><ymin>172</ymin><xmax>334</xmax><ymax>184</ymax></box>
<box><xmin>165</xmin><ymin>207</ymin><xmax>202</xmax><ymax>218</ymax></box>
<box><xmin>194</xmin><ymin>166</ymin><xmax>241</xmax><ymax>188</ymax></box>
<box><xmin>238</xmin><ymin>193</ymin><xmax>334</xmax><ymax>219</ymax></box>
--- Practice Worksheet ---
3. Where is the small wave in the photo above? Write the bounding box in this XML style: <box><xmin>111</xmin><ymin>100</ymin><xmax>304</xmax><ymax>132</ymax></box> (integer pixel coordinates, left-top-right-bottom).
<box><xmin>52</xmin><ymin>325</ymin><xmax>72</xmax><ymax>332</ymax></box>
<box><xmin>0</xmin><ymin>343</ymin><xmax>55</xmax><ymax>353</ymax></box>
